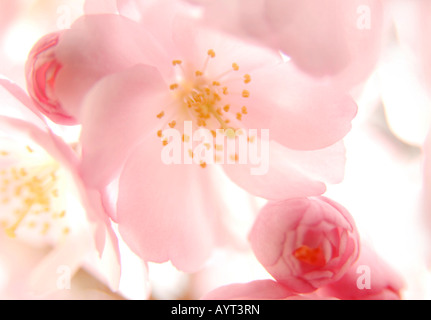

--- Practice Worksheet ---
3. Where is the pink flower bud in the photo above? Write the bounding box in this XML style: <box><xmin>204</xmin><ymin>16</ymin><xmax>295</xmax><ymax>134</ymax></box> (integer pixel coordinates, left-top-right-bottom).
<box><xmin>249</xmin><ymin>196</ymin><xmax>360</xmax><ymax>293</ymax></box>
<box><xmin>25</xmin><ymin>31</ymin><xmax>77</xmax><ymax>125</ymax></box>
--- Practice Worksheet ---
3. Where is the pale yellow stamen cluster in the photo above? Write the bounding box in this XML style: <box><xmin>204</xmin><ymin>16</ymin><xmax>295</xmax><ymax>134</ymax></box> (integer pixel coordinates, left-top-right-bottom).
<box><xmin>0</xmin><ymin>146</ymin><xmax>69</xmax><ymax>239</ymax></box>
<box><xmin>156</xmin><ymin>49</ymin><xmax>253</xmax><ymax>167</ymax></box>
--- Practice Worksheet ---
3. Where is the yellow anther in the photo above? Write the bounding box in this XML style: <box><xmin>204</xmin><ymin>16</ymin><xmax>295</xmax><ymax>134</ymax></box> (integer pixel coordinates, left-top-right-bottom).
<box><xmin>195</xmin><ymin>70</ymin><xmax>203</xmax><ymax>77</ymax></box>
<box><xmin>215</xmin><ymin>155</ymin><xmax>223</xmax><ymax>163</ymax></box>
<box><xmin>27</xmin><ymin>221</ymin><xmax>36</xmax><ymax>228</ymax></box>
<box><xmin>197</xmin><ymin>119</ymin><xmax>207</xmax><ymax>127</ymax></box>
<box><xmin>169</xmin><ymin>120</ymin><xmax>177</xmax><ymax>128</ymax></box>
<box><xmin>222</xmin><ymin>87</ymin><xmax>228</xmax><ymax>95</ymax></box>
<box><xmin>20</xmin><ymin>168</ymin><xmax>27</xmax><ymax>177</ymax></box>
<box><xmin>241</xmin><ymin>106</ymin><xmax>248</xmax><ymax>114</ymax></box>
<box><xmin>200</xmin><ymin>162</ymin><xmax>207</xmax><ymax>169</ymax></box>
<box><xmin>232</xmin><ymin>63</ymin><xmax>239</xmax><ymax>71</ymax></box>
<box><xmin>162</xmin><ymin>139</ymin><xmax>169</xmax><ymax>146</ymax></box>
<box><xmin>207</xmin><ymin>49</ymin><xmax>216</xmax><ymax>58</ymax></box>
<box><xmin>157</xmin><ymin>130</ymin><xmax>163</xmax><ymax>138</ymax></box>
<box><xmin>244</xmin><ymin>74</ymin><xmax>251</xmax><ymax>84</ymax></box>
<box><xmin>157</xmin><ymin>111</ymin><xmax>165</xmax><ymax>119</ymax></box>
<box><xmin>236</xmin><ymin>113</ymin><xmax>242</xmax><ymax>121</ymax></box>
<box><xmin>170</xmin><ymin>83</ymin><xmax>179</xmax><ymax>90</ymax></box>
<box><xmin>212</xmin><ymin>81</ymin><xmax>220</xmax><ymax>86</ymax></box>
<box><xmin>230</xmin><ymin>154</ymin><xmax>239</xmax><ymax>162</ymax></box>
<box><xmin>242</xmin><ymin>90</ymin><xmax>250</xmax><ymax>98</ymax></box>
<box><xmin>172</xmin><ymin>60</ymin><xmax>182</xmax><ymax>66</ymax></box>
<box><xmin>26</xmin><ymin>146</ymin><xmax>33</xmax><ymax>153</ymax></box>
<box><xmin>223</xmin><ymin>105</ymin><xmax>230</xmax><ymax>112</ymax></box>
<box><xmin>225</xmin><ymin>128</ymin><xmax>236</xmax><ymax>139</ymax></box>
<box><xmin>52</xmin><ymin>189</ymin><xmax>59</xmax><ymax>197</ymax></box>
<box><xmin>0</xmin><ymin>151</ymin><xmax>9</xmax><ymax>156</ymax></box>
<box><xmin>40</xmin><ymin>222</ymin><xmax>50</xmax><ymax>235</ymax></box>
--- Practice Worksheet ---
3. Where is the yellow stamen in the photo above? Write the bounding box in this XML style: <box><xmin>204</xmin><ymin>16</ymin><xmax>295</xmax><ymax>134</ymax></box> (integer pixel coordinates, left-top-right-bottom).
<box><xmin>242</xmin><ymin>90</ymin><xmax>250</xmax><ymax>98</ymax></box>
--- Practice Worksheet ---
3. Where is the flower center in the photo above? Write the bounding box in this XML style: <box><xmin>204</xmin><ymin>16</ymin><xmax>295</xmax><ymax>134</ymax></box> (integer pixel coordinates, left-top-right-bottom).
<box><xmin>155</xmin><ymin>49</ymin><xmax>256</xmax><ymax>168</ymax></box>
<box><xmin>293</xmin><ymin>245</ymin><xmax>326</xmax><ymax>267</ymax></box>
<box><xmin>0</xmin><ymin>145</ymin><xmax>69</xmax><ymax>242</ymax></box>
<box><xmin>157</xmin><ymin>49</ymin><xmax>252</xmax><ymax>138</ymax></box>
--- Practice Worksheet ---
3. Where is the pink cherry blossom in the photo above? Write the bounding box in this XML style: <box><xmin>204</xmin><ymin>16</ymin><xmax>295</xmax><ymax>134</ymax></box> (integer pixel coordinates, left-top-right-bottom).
<box><xmin>185</xmin><ymin>0</ymin><xmax>384</xmax><ymax>89</ymax></box>
<box><xmin>249</xmin><ymin>196</ymin><xmax>360</xmax><ymax>293</ymax></box>
<box><xmin>43</xmin><ymin>3</ymin><xmax>357</xmax><ymax>272</ymax></box>
<box><xmin>319</xmin><ymin>243</ymin><xmax>404</xmax><ymax>300</ymax></box>
<box><xmin>0</xmin><ymin>79</ymin><xmax>121</xmax><ymax>296</ymax></box>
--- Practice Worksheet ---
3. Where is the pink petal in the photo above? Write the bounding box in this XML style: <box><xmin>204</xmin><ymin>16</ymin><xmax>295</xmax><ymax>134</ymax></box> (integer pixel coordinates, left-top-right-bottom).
<box><xmin>79</xmin><ymin>64</ymin><xmax>168</xmax><ymax>188</ymax></box>
<box><xmin>84</xmin><ymin>0</ymin><xmax>119</xmax><ymax>14</ymax></box>
<box><xmin>0</xmin><ymin>77</ymin><xmax>47</xmax><ymax>125</ymax></box>
<box><xmin>241</xmin><ymin>63</ymin><xmax>357</xmax><ymax>150</ymax></box>
<box><xmin>320</xmin><ymin>243</ymin><xmax>404</xmax><ymax>300</ymax></box>
<box><xmin>221</xmin><ymin>141</ymin><xmax>328</xmax><ymax>201</ymax></box>
<box><xmin>201</xmin><ymin>280</ymin><xmax>293</xmax><ymax>300</ymax></box>
<box><xmin>54</xmin><ymin>14</ymin><xmax>171</xmax><ymax>122</ymax></box>
<box><xmin>116</xmin><ymin>133</ymin><xmax>222</xmax><ymax>272</ymax></box>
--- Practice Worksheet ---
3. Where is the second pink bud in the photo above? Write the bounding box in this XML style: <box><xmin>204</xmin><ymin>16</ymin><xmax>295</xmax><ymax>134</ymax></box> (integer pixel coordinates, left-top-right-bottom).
<box><xmin>249</xmin><ymin>196</ymin><xmax>360</xmax><ymax>293</ymax></box>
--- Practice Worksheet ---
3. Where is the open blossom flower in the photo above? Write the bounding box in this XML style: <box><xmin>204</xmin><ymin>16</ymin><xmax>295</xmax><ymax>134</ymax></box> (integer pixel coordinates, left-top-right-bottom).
<box><xmin>0</xmin><ymin>80</ymin><xmax>121</xmax><ymax>296</ymax></box>
<box><xmin>40</xmin><ymin>3</ymin><xmax>357</xmax><ymax>271</ymax></box>
<box><xmin>185</xmin><ymin>0</ymin><xmax>384</xmax><ymax>88</ymax></box>
<box><xmin>249</xmin><ymin>196</ymin><xmax>360</xmax><ymax>293</ymax></box>
<box><xmin>319</xmin><ymin>243</ymin><xmax>404</xmax><ymax>300</ymax></box>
